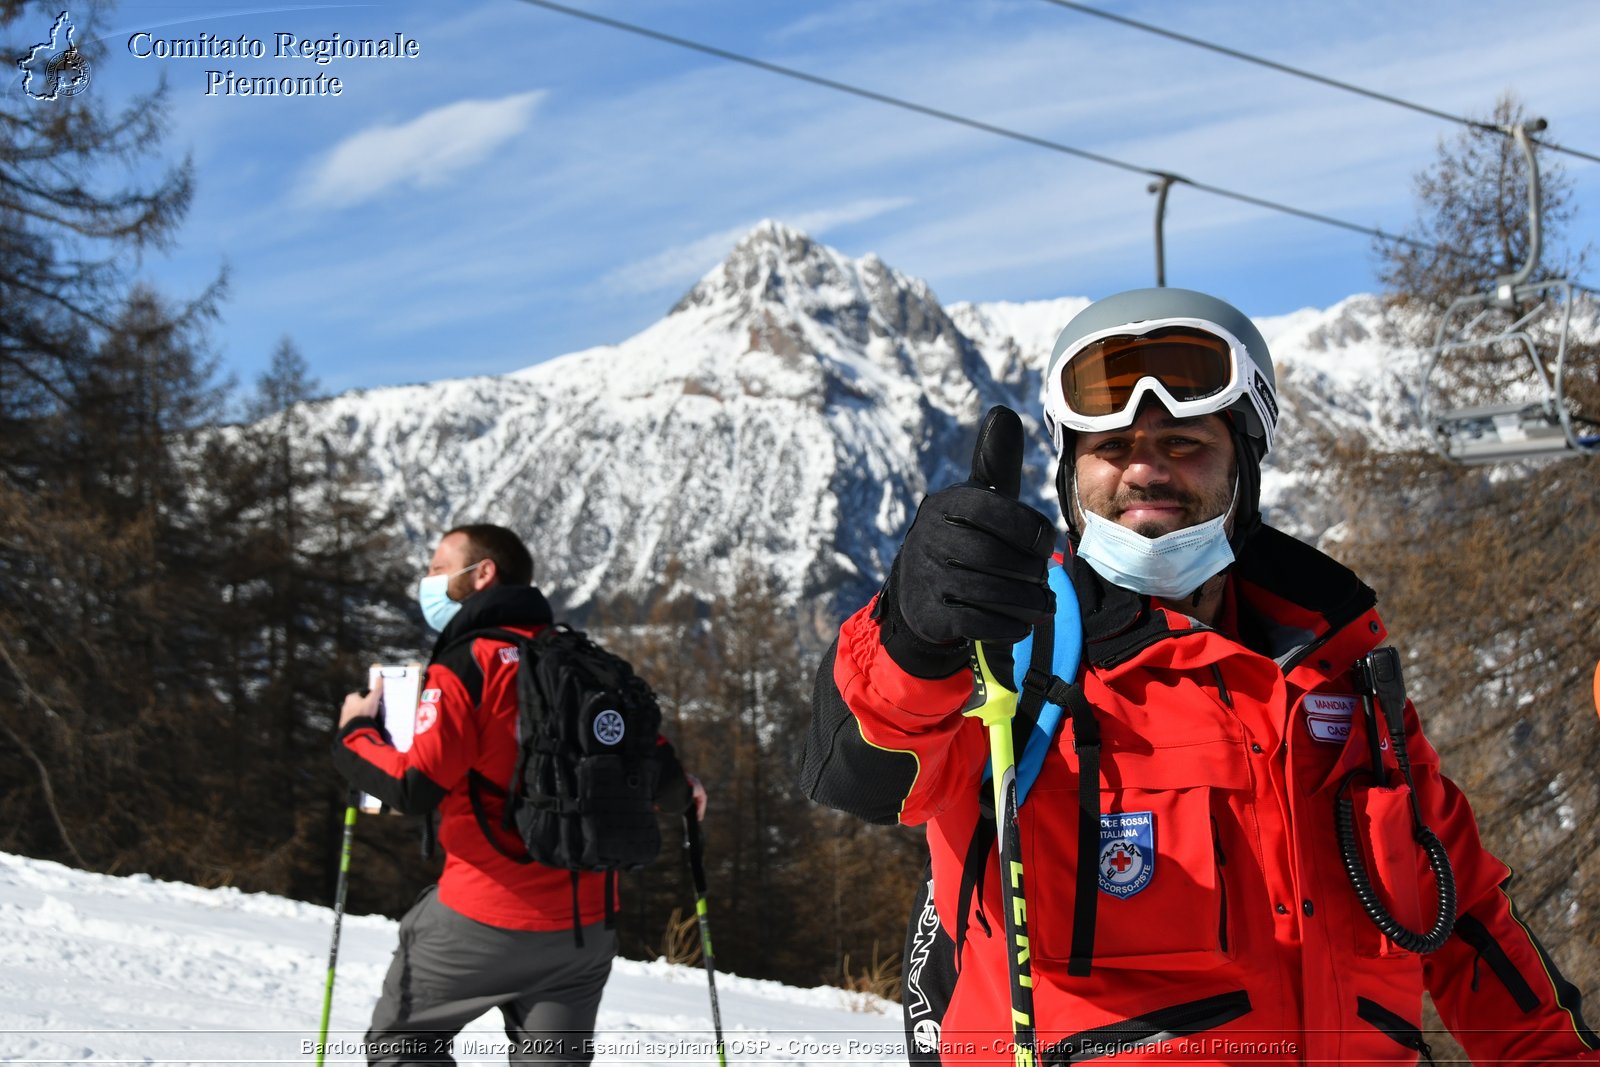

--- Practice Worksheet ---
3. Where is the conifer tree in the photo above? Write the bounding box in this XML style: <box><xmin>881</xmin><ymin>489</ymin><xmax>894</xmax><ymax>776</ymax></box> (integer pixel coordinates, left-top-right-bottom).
<box><xmin>1300</xmin><ymin>93</ymin><xmax>1600</xmax><ymax>1055</ymax></box>
<box><xmin>0</xmin><ymin>0</ymin><xmax>212</xmax><ymax>869</ymax></box>
<box><xmin>0</xmin><ymin>7</ymin><xmax>414</xmax><ymax>900</ymax></box>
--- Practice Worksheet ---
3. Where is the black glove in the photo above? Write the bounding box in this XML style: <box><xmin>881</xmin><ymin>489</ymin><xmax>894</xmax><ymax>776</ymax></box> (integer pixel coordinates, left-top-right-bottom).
<box><xmin>875</xmin><ymin>406</ymin><xmax>1056</xmax><ymax>678</ymax></box>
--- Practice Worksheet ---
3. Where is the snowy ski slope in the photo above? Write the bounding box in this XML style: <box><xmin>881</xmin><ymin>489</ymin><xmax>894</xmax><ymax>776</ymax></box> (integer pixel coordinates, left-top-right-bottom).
<box><xmin>0</xmin><ymin>851</ymin><xmax>900</xmax><ymax>1066</ymax></box>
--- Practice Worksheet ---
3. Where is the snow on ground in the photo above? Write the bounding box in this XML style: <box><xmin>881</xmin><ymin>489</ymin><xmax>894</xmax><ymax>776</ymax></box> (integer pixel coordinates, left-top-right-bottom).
<box><xmin>0</xmin><ymin>852</ymin><xmax>900</xmax><ymax>1066</ymax></box>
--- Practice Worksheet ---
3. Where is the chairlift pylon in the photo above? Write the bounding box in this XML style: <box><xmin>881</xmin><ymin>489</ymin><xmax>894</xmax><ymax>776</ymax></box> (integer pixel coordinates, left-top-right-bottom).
<box><xmin>1147</xmin><ymin>173</ymin><xmax>1181</xmax><ymax>287</ymax></box>
<box><xmin>1418</xmin><ymin>120</ymin><xmax>1600</xmax><ymax>464</ymax></box>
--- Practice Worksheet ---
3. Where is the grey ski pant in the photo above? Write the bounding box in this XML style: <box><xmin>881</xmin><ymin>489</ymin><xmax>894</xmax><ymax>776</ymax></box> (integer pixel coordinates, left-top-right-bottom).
<box><xmin>365</xmin><ymin>885</ymin><xmax>616</xmax><ymax>1067</ymax></box>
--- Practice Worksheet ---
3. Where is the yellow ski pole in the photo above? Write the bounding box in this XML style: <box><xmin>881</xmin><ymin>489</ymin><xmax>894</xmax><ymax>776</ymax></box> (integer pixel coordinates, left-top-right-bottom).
<box><xmin>316</xmin><ymin>791</ymin><xmax>360</xmax><ymax>1067</ymax></box>
<box><xmin>683</xmin><ymin>811</ymin><xmax>727</xmax><ymax>1067</ymax></box>
<box><xmin>963</xmin><ymin>642</ymin><xmax>1036</xmax><ymax>1067</ymax></box>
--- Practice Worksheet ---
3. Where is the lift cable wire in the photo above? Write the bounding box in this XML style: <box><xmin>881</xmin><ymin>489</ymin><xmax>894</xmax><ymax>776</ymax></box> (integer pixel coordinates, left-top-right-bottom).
<box><xmin>512</xmin><ymin>0</ymin><xmax>1598</xmax><ymax>295</ymax></box>
<box><xmin>1037</xmin><ymin>0</ymin><xmax>1600</xmax><ymax>167</ymax></box>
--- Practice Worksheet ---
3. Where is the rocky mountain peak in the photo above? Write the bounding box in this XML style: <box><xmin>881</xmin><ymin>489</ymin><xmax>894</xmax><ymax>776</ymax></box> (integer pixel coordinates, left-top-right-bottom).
<box><xmin>669</xmin><ymin>221</ymin><xmax>965</xmax><ymax>355</ymax></box>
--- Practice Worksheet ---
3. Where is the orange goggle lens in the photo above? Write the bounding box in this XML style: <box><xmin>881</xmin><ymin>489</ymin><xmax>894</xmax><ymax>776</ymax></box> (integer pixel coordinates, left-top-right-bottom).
<box><xmin>1061</xmin><ymin>327</ymin><xmax>1236</xmax><ymax>417</ymax></box>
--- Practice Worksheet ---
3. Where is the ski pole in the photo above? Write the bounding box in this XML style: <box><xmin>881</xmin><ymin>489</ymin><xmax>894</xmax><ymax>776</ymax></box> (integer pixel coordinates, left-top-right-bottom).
<box><xmin>963</xmin><ymin>642</ymin><xmax>1035</xmax><ymax>1067</ymax></box>
<box><xmin>683</xmin><ymin>810</ymin><xmax>727</xmax><ymax>1067</ymax></box>
<box><xmin>958</xmin><ymin>404</ymin><xmax>1037</xmax><ymax>1067</ymax></box>
<box><xmin>317</xmin><ymin>790</ymin><xmax>361</xmax><ymax>1067</ymax></box>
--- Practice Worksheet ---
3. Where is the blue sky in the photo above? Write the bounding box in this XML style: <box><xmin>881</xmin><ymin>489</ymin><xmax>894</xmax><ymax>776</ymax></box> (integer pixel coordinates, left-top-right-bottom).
<box><xmin>35</xmin><ymin>0</ymin><xmax>1600</xmax><ymax>396</ymax></box>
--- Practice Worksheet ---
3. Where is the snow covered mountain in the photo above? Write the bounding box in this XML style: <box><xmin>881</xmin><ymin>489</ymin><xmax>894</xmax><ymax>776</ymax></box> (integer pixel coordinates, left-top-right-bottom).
<box><xmin>307</xmin><ymin>221</ymin><xmax>1424</xmax><ymax>631</ymax></box>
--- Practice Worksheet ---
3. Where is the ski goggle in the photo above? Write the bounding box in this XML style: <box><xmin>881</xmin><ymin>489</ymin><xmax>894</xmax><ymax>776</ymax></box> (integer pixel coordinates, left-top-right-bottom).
<box><xmin>1043</xmin><ymin>317</ymin><xmax>1278</xmax><ymax>455</ymax></box>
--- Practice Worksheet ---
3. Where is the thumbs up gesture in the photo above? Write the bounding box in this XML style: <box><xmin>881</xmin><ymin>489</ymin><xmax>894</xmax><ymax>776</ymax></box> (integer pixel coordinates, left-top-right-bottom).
<box><xmin>876</xmin><ymin>406</ymin><xmax>1057</xmax><ymax>677</ymax></box>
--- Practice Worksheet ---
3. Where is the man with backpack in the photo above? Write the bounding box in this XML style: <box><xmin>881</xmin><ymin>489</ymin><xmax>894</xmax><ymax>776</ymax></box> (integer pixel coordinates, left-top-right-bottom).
<box><xmin>800</xmin><ymin>289</ymin><xmax>1598</xmax><ymax>1064</ymax></box>
<box><xmin>334</xmin><ymin>523</ymin><xmax>704</xmax><ymax>1066</ymax></box>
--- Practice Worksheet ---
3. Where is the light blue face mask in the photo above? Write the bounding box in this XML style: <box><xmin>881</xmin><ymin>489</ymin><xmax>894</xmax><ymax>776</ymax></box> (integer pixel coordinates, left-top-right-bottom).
<box><xmin>1075</xmin><ymin>480</ymin><xmax>1236</xmax><ymax>600</ymax></box>
<box><xmin>417</xmin><ymin>561</ymin><xmax>482</xmax><ymax>632</ymax></box>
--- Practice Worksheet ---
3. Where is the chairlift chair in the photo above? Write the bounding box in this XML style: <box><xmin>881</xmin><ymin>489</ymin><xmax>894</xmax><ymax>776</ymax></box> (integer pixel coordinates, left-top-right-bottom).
<box><xmin>1417</xmin><ymin>120</ymin><xmax>1600</xmax><ymax>464</ymax></box>
<box><xmin>1419</xmin><ymin>279</ymin><xmax>1599</xmax><ymax>463</ymax></box>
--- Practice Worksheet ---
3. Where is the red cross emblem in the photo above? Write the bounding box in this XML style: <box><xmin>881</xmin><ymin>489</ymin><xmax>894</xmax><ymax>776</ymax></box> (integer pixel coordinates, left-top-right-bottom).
<box><xmin>1099</xmin><ymin>811</ymin><xmax>1155</xmax><ymax>897</ymax></box>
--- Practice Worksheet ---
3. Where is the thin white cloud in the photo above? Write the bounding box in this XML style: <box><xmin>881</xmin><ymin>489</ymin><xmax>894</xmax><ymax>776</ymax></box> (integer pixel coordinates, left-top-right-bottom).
<box><xmin>601</xmin><ymin>196</ymin><xmax>913</xmax><ymax>294</ymax></box>
<box><xmin>791</xmin><ymin>199</ymin><xmax>914</xmax><ymax>237</ymax></box>
<box><xmin>601</xmin><ymin>223</ymin><xmax>754</xmax><ymax>296</ymax></box>
<box><xmin>297</xmin><ymin>90</ymin><xmax>544</xmax><ymax>209</ymax></box>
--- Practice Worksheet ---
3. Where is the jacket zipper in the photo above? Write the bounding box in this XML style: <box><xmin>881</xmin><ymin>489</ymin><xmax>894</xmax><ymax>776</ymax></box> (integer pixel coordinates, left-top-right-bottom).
<box><xmin>1043</xmin><ymin>990</ymin><xmax>1252</xmax><ymax>1064</ymax></box>
<box><xmin>1453</xmin><ymin>913</ymin><xmax>1541</xmax><ymax>1012</ymax></box>
<box><xmin>1206</xmin><ymin>666</ymin><xmax>1233</xmax><ymax>957</ymax></box>
<box><xmin>1211</xmin><ymin>815</ymin><xmax>1230</xmax><ymax>953</ymax></box>
<box><xmin>1210</xmin><ymin>663</ymin><xmax>1233</xmax><ymax>707</ymax></box>
<box><xmin>1356</xmin><ymin>997</ymin><xmax>1436</xmax><ymax>1064</ymax></box>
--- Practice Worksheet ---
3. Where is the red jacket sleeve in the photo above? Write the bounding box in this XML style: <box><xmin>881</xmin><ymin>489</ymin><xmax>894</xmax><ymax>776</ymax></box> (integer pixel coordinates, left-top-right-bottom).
<box><xmin>799</xmin><ymin>597</ymin><xmax>988</xmax><ymax>825</ymax></box>
<box><xmin>1405</xmin><ymin>700</ymin><xmax>1600</xmax><ymax>1061</ymax></box>
<box><xmin>331</xmin><ymin>660</ymin><xmax>478</xmax><ymax>816</ymax></box>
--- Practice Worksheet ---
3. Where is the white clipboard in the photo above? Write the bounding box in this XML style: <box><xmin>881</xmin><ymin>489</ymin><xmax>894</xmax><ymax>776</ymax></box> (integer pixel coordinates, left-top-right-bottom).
<box><xmin>360</xmin><ymin>663</ymin><xmax>423</xmax><ymax>813</ymax></box>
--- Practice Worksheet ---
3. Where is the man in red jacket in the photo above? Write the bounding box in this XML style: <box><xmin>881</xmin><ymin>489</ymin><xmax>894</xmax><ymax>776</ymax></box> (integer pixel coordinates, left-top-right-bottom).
<box><xmin>335</xmin><ymin>523</ymin><xmax>704</xmax><ymax>1066</ymax></box>
<box><xmin>800</xmin><ymin>289</ymin><xmax>1598</xmax><ymax>1064</ymax></box>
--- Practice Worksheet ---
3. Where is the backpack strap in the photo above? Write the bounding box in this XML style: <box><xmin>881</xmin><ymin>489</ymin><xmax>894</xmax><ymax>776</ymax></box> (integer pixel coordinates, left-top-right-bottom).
<box><xmin>570</xmin><ymin>870</ymin><xmax>584</xmax><ymax>948</ymax></box>
<box><xmin>467</xmin><ymin>770</ymin><xmax>533</xmax><ymax>864</ymax></box>
<box><xmin>1013</xmin><ymin>616</ymin><xmax>1054</xmax><ymax>768</ymax></box>
<box><xmin>1057</xmin><ymin>678</ymin><xmax>1101</xmax><ymax>978</ymax></box>
<box><xmin>449</xmin><ymin>627</ymin><xmax>547</xmax><ymax>853</ymax></box>
<box><xmin>952</xmin><ymin>815</ymin><xmax>995</xmax><ymax>969</ymax></box>
<box><xmin>1014</xmin><ymin>563</ymin><xmax>1084</xmax><ymax>806</ymax></box>
<box><xmin>428</xmin><ymin>628</ymin><xmax>498</xmax><ymax>707</ymax></box>
<box><xmin>565</xmin><ymin>866</ymin><xmax>617</xmax><ymax>948</ymax></box>
<box><xmin>1016</xmin><ymin>562</ymin><xmax>1101</xmax><ymax>976</ymax></box>
<box><xmin>419</xmin><ymin>809</ymin><xmax>438</xmax><ymax>860</ymax></box>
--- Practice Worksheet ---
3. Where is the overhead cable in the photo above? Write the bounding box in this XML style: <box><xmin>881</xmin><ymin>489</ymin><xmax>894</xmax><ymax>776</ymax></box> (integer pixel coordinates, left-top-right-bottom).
<box><xmin>511</xmin><ymin>0</ymin><xmax>1596</xmax><ymax>293</ymax></box>
<box><xmin>1037</xmin><ymin>0</ymin><xmax>1600</xmax><ymax>167</ymax></box>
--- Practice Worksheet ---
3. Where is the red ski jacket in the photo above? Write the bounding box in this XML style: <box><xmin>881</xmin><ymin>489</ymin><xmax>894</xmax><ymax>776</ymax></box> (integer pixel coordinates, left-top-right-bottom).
<box><xmin>333</xmin><ymin>585</ymin><xmax>688</xmax><ymax>931</ymax></box>
<box><xmin>802</xmin><ymin>526</ymin><xmax>1597</xmax><ymax>1064</ymax></box>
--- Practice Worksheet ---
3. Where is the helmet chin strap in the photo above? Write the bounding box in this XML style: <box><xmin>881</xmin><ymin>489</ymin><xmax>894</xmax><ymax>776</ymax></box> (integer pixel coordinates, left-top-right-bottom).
<box><xmin>1224</xmin><ymin>418</ymin><xmax>1264</xmax><ymax>554</ymax></box>
<box><xmin>1056</xmin><ymin>450</ymin><xmax>1081</xmax><ymax>542</ymax></box>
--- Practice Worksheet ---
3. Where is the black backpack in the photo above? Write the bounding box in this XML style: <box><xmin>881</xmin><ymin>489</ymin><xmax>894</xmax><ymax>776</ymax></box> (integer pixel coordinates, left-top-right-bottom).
<box><xmin>467</xmin><ymin>624</ymin><xmax>665</xmax><ymax>872</ymax></box>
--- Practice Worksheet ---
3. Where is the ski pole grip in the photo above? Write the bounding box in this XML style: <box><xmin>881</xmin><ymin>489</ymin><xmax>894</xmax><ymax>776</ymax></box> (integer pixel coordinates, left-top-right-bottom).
<box><xmin>962</xmin><ymin>642</ymin><xmax>1019</xmax><ymax>727</ymax></box>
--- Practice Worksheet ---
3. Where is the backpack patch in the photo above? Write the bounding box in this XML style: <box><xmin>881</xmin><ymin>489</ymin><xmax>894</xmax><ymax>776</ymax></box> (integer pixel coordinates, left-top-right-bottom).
<box><xmin>592</xmin><ymin>708</ymin><xmax>626</xmax><ymax>746</ymax></box>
